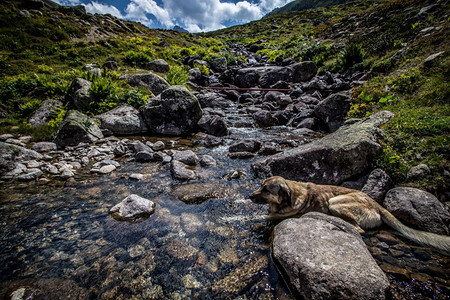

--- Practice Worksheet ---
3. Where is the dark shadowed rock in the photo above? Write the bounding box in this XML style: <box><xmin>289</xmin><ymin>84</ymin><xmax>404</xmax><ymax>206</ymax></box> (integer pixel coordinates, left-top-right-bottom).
<box><xmin>384</xmin><ymin>187</ymin><xmax>450</xmax><ymax>235</ymax></box>
<box><xmin>314</xmin><ymin>92</ymin><xmax>352</xmax><ymax>132</ymax></box>
<box><xmin>171</xmin><ymin>182</ymin><xmax>227</xmax><ymax>204</ymax></box>
<box><xmin>173</xmin><ymin>150</ymin><xmax>199</xmax><ymax>166</ymax></box>
<box><xmin>273</xmin><ymin>212</ymin><xmax>389</xmax><ymax>300</ymax></box>
<box><xmin>53</xmin><ymin>110</ymin><xmax>103</xmax><ymax>148</ymax></box>
<box><xmin>252</xmin><ymin>111</ymin><xmax>394</xmax><ymax>185</ymax></box>
<box><xmin>28</xmin><ymin>100</ymin><xmax>63</xmax><ymax>127</ymax></box>
<box><xmin>289</xmin><ymin>61</ymin><xmax>318</xmax><ymax>82</ymax></box>
<box><xmin>210</xmin><ymin>57</ymin><xmax>227</xmax><ymax>73</ymax></box>
<box><xmin>259</xmin><ymin>67</ymin><xmax>292</xmax><ymax>88</ymax></box>
<box><xmin>126</xmin><ymin>73</ymin><xmax>170</xmax><ymax>96</ymax></box>
<box><xmin>139</xmin><ymin>86</ymin><xmax>202</xmax><ymax>136</ymax></box>
<box><xmin>96</xmin><ymin>104</ymin><xmax>148</xmax><ymax>135</ymax></box>
<box><xmin>110</xmin><ymin>194</ymin><xmax>155</xmax><ymax>222</ymax></box>
<box><xmin>361</xmin><ymin>169</ymin><xmax>392</xmax><ymax>203</ymax></box>
<box><xmin>102</xmin><ymin>60</ymin><xmax>118</xmax><ymax>70</ymax></box>
<box><xmin>198</xmin><ymin>115</ymin><xmax>228</xmax><ymax>137</ymax></box>
<box><xmin>229</xmin><ymin>139</ymin><xmax>261</xmax><ymax>153</ymax></box>
<box><xmin>65</xmin><ymin>78</ymin><xmax>92</xmax><ymax>110</ymax></box>
<box><xmin>253</xmin><ymin>110</ymin><xmax>278</xmax><ymax>127</ymax></box>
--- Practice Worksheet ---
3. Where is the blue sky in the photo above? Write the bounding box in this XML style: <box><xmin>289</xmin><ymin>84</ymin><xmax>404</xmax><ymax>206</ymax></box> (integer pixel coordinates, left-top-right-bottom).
<box><xmin>54</xmin><ymin>0</ymin><xmax>293</xmax><ymax>32</ymax></box>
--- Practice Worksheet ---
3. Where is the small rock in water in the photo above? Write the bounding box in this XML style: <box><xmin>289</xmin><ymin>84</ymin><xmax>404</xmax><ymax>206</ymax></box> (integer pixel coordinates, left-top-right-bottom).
<box><xmin>60</xmin><ymin>167</ymin><xmax>74</xmax><ymax>179</ymax></box>
<box><xmin>200</xmin><ymin>155</ymin><xmax>217</xmax><ymax>167</ymax></box>
<box><xmin>171</xmin><ymin>160</ymin><xmax>197</xmax><ymax>181</ymax></box>
<box><xmin>98</xmin><ymin>165</ymin><xmax>116</xmax><ymax>174</ymax></box>
<box><xmin>151</xmin><ymin>141</ymin><xmax>165</xmax><ymax>151</ymax></box>
<box><xmin>110</xmin><ymin>194</ymin><xmax>156</xmax><ymax>222</ymax></box>
<box><xmin>17</xmin><ymin>169</ymin><xmax>43</xmax><ymax>181</ymax></box>
<box><xmin>129</xmin><ymin>173</ymin><xmax>144</xmax><ymax>181</ymax></box>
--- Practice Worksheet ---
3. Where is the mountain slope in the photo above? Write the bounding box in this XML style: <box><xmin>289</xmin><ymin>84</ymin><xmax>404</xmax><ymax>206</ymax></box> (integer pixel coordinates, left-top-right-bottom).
<box><xmin>268</xmin><ymin>0</ymin><xmax>353</xmax><ymax>16</ymax></box>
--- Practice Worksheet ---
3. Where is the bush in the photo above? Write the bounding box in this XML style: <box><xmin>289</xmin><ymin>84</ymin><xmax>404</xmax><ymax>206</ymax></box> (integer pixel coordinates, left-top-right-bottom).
<box><xmin>340</xmin><ymin>43</ymin><xmax>365</xmax><ymax>71</ymax></box>
<box><xmin>166</xmin><ymin>65</ymin><xmax>189</xmax><ymax>85</ymax></box>
<box><xmin>123</xmin><ymin>51</ymin><xmax>152</xmax><ymax>68</ymax></box>
<box><xmin>119</xmin><ymin>87</ymin><xmax>149</xmax><ymax>108</ymax></box>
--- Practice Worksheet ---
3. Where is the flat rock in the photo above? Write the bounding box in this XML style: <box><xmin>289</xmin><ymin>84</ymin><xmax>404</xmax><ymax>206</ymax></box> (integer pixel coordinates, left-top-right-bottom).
<box><xmin>171</xmin><ymin>160</ymin><xmax>196</xmax><ymax>181</ymax></box>
<box><xmin>273</xmin><ymin>212</ymin><xmax>389</xmax><ymax>299</ymax></box>
<box><xmin>252</xmin><ymin>111</ymin><xmax>394</xmax><ymax>185</ymax></box>
<box><xmin>172</xmin><ymin>150</ymin><xmax>199</xmax><ymax>166</ymax></box>
<box><xmin>109</xmin><ymin>194</ymin><xmax>156</xmax><ymax>222</ymax></box>
<box><xmin>31</xmin><ymin>142</ymin><xmax>57</xmax><ymax>152</ymax></box>
<box><xmin>171</xmin><ymin>182</ymin><xmax>227</xmax><ymax>204</ymax></box>
<box><xmin>96</xmin><ymin>104</ymin><xmax>148</xmax><ymax>135</ymax></box>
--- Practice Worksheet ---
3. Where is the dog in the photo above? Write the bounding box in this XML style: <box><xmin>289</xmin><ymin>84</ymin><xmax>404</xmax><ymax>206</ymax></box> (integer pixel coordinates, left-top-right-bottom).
<box><xmin>250</xmin><ymin>176</ymin><xmax>450</xmax><ymax>255</ymax></box>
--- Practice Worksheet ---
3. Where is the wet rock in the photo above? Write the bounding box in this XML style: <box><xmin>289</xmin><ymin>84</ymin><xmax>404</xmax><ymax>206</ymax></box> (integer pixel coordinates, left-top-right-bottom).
<box><xmin>0</xmin><ymin>279</ymin><xmax>87</xmax><ymax>300</ymax></box>
<box><xmin>406</xmin><ymin>163</ymin><xmax>431</xmax><ymax>181</ymax></box>
<box><xmin>166</xmin><ymin>239</ymin><xmax>198</xmax><ymax>260</ymax></box>
<box><xmin>98</xmin><ymin>165</ymin><xmax>116</xmax><ymax>174</ymax></box>
<box><xmin>171</xmin><ymin>160</ymin><xmax>196</xmax><ymax>181</ymax></box>
<box><xmin>173</xmin><ymin>150</ymin><xmax>199</xmax><ymax>166</ymax></box>
<box><xmin>384</xmin><ymin>187</ymin><xmax>450</xmax><ymax>235</ymax></box>
<box><xmin>31</xmin><ymin>142</ymin><xmax>57</xmax><ymax>152</ymax></box>
<box><xmin>259</xmin><ymin>67</ymin><xmax>292</xmax><ymax>88</ymax></box>
<box><xmin>181</xmin><ymin>213</ymin><xmax>204</xmax><ymax>233</ymax></box>
<box><xmin>132</xmin><ymin>141</ymin><xmax>153</xmax><ymax>153</ymax></box>
<box><xmin>28</xmin><ymin>100</ymin><xmax>63</xmax><ymax>127</ymax></box>
<box><xmin>135</xmin><ymin>151</ymin><xmax>154</xmax><ymax>162</ymax></box>
<box><xmin>258</xmin><ymin>142</ymin><xmax>282</xmax><ymax>155</ymax></box>
<box><xmin>146</xmin><ymin>59</ymin><xmax>170</xmax><ymax>73</ymax></box>
<box><xmin>198</xmin><ymin>115</ymin><xmax>228</xmax><ymax>137</ymax></box>
<box><xmin>60</xmin><ymin>167</ymin><xmax>74</xmax><ymax>179</ymax></box>
<box><xmin>65</xmin><ymin>78</ymin><xmax>92</xmax><ymax>110</ymax></box>
<box><xmin>126</xmin><ymin>72</ymin><xmax>170</xmax><ymax>96</ymax></box>
<box><xmin>361</xmin><ymin>169</ymin><xmax>392</xmax><ymax>203</ymax></box>
<box><xmin>229</xmin><ymin>139</ymin><xmax>261</xmax><ymax>153</ymax></box>
<box><xmin>53</xmin><ymin>110</ymin><xmax>103</xmax><ymax>148</ymax></box>
<box><xmin>95</xmin><ymin>104</ymin><xmax>148</xmax><ymax>135</ymax></box>
<box><xmin>171</xmin><ymin>182</ymin><xmax>227</xmax><ymax>204</ymax></box>
<box><xmin>289</xmin><ymin>61</ymin><xmax>318</xmax><ymax>82</ymax></box>
<box><xmin>200</xmin><ymin>155</ymin><xmax>217</xmax><ymax>167</ymax></box>
<box><xmin>42</xmin><ymin>163</ymin><xmax>59</xmax><ymax>175</ymax></box>
<box><xmin>129</xmin><ymin>173</ymin><xmax>144</xmax><ymax>181</ymax></box>
<box><xmin>252</xmin><ymin>111</ymin><xmax>394</xmax><ymax>185</ymax></box>
<box><xmin>273</xmin><ymin>212</ymin><xmax>389</xmax><ymax>299</ymax></box>
<box><xmin>314</xmin><ymin>92</ymin><xmax>352</xmax><ymax>132</ymax></box>
<box><xmin>109</xmin><ymin>194</ymin><xmax>156</xmax><ymax>222</ymax></box>
<box><xmin>235</xmin><ymin>67</ymin><xmax>262</xmax><ymax>88</ymax></box>
<box><xmin>17</xmin><ymin>169</ymin><xmax>43</xmax><ymax>181</ymax></box>
<box><xmin>253</xmin><ymin>110</ymin><xmax>278</xmax><ymax>127</ymax></box>
<box><xmin>139</xmin><ymin>86</ymin><xmax>202</xmax><ymax>136</ymax></box>
<box><xmin>228</xmin><ymin>152</ymin><xmax>255</xmax><ymax>159</ymax></box>
<box><xmin>151</xmin><ymin>141</ymin><xmax>165</xmax><ymax>151</ymax></box>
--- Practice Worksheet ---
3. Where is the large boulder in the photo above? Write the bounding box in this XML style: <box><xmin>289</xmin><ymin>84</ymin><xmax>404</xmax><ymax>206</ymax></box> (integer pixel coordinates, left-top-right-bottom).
<box><xmin>314</xmin><ymin>92</ymin><xmax>352</xmax><ymax>132</ymax></box>
<box><xmin>126</xmin><ymin>73</ymin><xmax>170</xmax><ymax>96</ymax></box>
<box><xmin>95</xmin><ymin>104</ymin><xmax>147</xmax><ymax>135</ymax></box>
<box><xmin>273</xmin><ymin>212</ymin><xmax>389</xmax><ymax>300</ymax></box>
<box><xmin>139</xmin><ymin>86</ymin><xmax>202</xmax><ymax>136</ymax></box>
<box><xmin>361</xmin><ymin>168</ymin><xmax>392</xmax><ymax>203</ymax></box>
<box><xmin>65</xmin><ymin>78</ymin><xmax>92</xmax><ymax>110</ymax></box>
<box><xmin>28</xmin><ymin>100</ymin><xmax>63</xmax><ymax>127</ymax></box>
<box><xmin>197</xmin><ymin>115</ymin><xmax>228</xmax><ymax>137</ymax></box>
<box><xmin>210</xmin><ymin>57</ymin><xmax>227</xmax><ymax>73</ymax></box>
<box><xmin>53</xmin><ymin>110</ymin><xmax>103</xmax><ymax>148</ymax></box>
<box><xmin>259</xmin><ymin>67</ymin><xmax>292</xmax><ymax>88</ymax></box>
<box><xmin>146</xmin><ymin>59</ymin><xmax>170</xmax><ymax>73</ymax></box>
<box><xmin>384</xmin><ymin>187</ymin><xmax>450</xmax><ymax>235</ymax></box>
<box><xmin>289</xmin><ymin>61</ymin><xmax>318</xmax><ymax>82</ymax></box>
<box><xmin>109</xmin><ymin>194</ymin><xmax>156</xmax><ymax>222</ymax></box>
<box><xmin>252</xmin><ymin>111</ymin><xmax>394</xmax><ymax>185</ymax></box>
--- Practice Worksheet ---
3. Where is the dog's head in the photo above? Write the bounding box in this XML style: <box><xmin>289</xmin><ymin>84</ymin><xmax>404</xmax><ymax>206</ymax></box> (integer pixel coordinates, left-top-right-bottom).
<box><xmin>250</xmin><ymin>176</ymin><xmax>292</xmax><ymax>207</ymax></box>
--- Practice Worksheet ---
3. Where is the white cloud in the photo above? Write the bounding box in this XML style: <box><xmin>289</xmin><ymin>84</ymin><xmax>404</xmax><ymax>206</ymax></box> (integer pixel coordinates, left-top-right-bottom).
<box><xmin>54</xmin><ymin>0</ymin><xmax>83</xmax><ymax>5</ymax></box>
<box><xmin>84</xmin><ymin>2</ymin><xmax>124</xmax><ymax>18</ymax></box>
<box><xmin>259</xmin><ymin>0</ymin><xmax>292</xmax><ymax>12</ymax></box>
<box><xmin>125</xmin><ymin>0</ymin><xmax>174</xmax><ymax>28</ymax></box>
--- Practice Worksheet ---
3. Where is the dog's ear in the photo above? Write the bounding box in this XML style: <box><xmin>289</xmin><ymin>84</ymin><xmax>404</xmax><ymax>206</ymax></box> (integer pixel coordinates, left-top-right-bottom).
<box><xmin>278</xmin><ymin>181</ymin><xmax>292</xmax><ymax>207</ymax></box>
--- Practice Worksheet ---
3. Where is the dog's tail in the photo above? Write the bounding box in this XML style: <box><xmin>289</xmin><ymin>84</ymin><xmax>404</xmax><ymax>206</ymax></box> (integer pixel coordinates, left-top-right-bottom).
<box><xmin>380</xmin><ymin>207</ymin><xmax>450</xmax><ymax>255</ymax></box>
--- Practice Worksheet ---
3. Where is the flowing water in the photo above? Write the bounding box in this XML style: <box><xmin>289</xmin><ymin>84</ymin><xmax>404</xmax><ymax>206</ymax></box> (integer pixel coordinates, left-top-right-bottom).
<box><xmin>0</xmin><ymin>102</ymin><xmax>449</xmax><ymax>299</ymax></box>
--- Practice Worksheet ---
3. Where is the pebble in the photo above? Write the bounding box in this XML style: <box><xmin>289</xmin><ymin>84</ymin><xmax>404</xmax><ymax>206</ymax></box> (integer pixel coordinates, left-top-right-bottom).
<box><xmin>129</xmin><ymin>173</ymin><xmax>144</xmax><ymax>181</ymax></box>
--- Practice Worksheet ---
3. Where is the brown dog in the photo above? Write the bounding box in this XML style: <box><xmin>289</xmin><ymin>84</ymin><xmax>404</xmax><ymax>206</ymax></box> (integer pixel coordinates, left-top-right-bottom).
<box><xmin>250</xmin><ymin>176</ymin><xmax>450</xmax><ymax>255</ymax></box>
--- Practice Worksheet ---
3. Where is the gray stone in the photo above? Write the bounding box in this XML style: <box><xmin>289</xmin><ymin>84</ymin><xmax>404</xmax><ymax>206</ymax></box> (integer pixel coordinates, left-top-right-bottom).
<box><xmin>229</xmin><ymin>139</ymin><xmax>261</xmax><ymax>153</ymax></box>
<box><xmin>126</xmin><ymin>73</ymin><xmax>170</xmax><ymax>96</ymax></box>
<box><xmin>31</xmin><ymin>142</ymin><xmax>57</xmax><ymax>152</ymax></box>
<box><xmin>151</xmin><ymin>141</ymin><xmax>165</xmax><ymax>151</ymax></box>
<box><xmin>273</xmin><ymin>212</ymin><xmax>389</xmax><ymax>300</ymax></box>
<box><xmin>139</xmin><ymin>86</ymin><xmax>202</xmax><ymax>136</ymax></box>
<box><xmin>98</xmin><ymin>165</ymin><xmax>116</xmax><ymax>174</ymax></box>
<box><xmin>424</xmin><ymin>51</ymin><xmax>445</xmax><ymax>68</ymax></box>
<box><xmin>173</xmin><ymin>150</ymin><xmax>199</xmax><ymax>166</ymax></box>
<box><xmin>252</xmin><ymin>111</ymin><xmax>394</xmax><ymax>185</ymax></box>
<box><xmin>96</xmin><ymin>104</ymin><xmax>148</xmax><ymax>135</ymax></box>
<box><xmin>28</xmin><ymin>100</ymin><xmax>63</xmax><ymax>127</ymax></box>
<box><xmin>210</xmin><ymin>57</ymin><xmax>227</xmax><ymax>72</ymax></box>
<box><xmin>102</xmin><ymin>61</ymin><xmax>118</xmax><ymax>70</ymax></box>
<box><xmin>0</xmin><ymin>142</ymin><xmax>43</xmax><ymax>174</ymax></box>
<box><xmin>60</xmin><ymin>167</ymin><xmax>74</xmax><ymax>179</ymax></box>
<box><xmin>129</xmin><ymin>173</ymin><xmax>144</xmax><ymax>181</ymax></box>
<box><xmin>171</xmin><ymin>160</ymin><xmax>196</xmax><ymax>181</ymax></box>
<box><xmin>289</xmin><ymin>61</ymin><xmax>318</xmax><ymax>82</ymax></box>
<box><xmin>65</xmin><ymin>78</ymin><xmax>92</xmax><ymax>110</ymax></box>
<box><xmin>53</xmin><ymin>110</ymin><xmax>103</xmax><ymax>148</ymax></box>
<box><xmin>197</xmin><ymin>115</ymin><xmax>228</xmax><ymax>137</ymax></box>
<box><xmin>171</xmin><ymin>182</ymin><xmax>227</xmax><ymax>204</ymax></box>
<box><xmin>18</xmin><ymin>169</ymin><xmax>43</xmax><ymax>181</ymax></box>
<box><xmin>146</xmin><ymin>59</ymin><xmax>170</xmax><ymax>73</ymax></box>
<box><xmin>407</xmin><ymin>163</ymin><xmax>431</xmax><ymax>181</ymax></box>
<box><xmin>361</xmin><ymin>169</ymin><xmax>392</xmax><ymax>203</ymax></box>
<box><xmin>314</xmin><ymin>92</ymin><xmax>352</xmax><ymax>132</ymax></box>
<box><xmin>135</xmin><ymin>151</ymin><xmax>154</xmax><ymax>162</ymax></box>
<box><xmin>252</xmin><ymin>110</ymin><xmax>278</xmax><ymax>127</ymax></box>
<box><xmin>110</xmin><ymin>194</ymin><xmax>156</xmax><ymax>222</ymax></box>
<box><xmin>200</xmin><ymin>155</ymin><xmax>217</xmax><ymax>167</ymax></box>
<box><xmin>384</xmin><ymin>187</ymin><xmax>450</xmax><ymax>235</ymax></box>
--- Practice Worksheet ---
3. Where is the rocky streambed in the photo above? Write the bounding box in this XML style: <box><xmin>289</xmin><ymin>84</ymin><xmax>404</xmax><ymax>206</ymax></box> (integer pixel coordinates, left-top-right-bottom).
<box><xmin>1</xmin><ymin>53</ymin><xmax>449</xmax><ymax>299</ymax></box>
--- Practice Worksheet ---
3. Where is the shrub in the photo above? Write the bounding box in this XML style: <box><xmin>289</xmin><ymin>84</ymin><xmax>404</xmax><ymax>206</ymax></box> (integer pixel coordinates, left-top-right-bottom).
<box><xmin>166</xmin><ymin>65</ymin><xmax>189</xmax><ymax>85</ymax></box>
<box><xmin>19</xmin><ymin>99</ymin><xmax>41</xmax><ymax>117</ymax></box>
<box><xmin>340</xmin><ymin>43</ymin><xmax>365</xmax><ymax>71</ymax></box>
<box><xmin>123</xmin><ymin>51</ymin><xmax>152</xmax><ymax>68</ymax></box>
<box><xmin>37</xmin><ymin>64</ymin><xmax>54</xmax><ymax>74</ymax></box>
<box><xmin>194</xmin><ymin>62</ymin><xmax>210</xmax><ymax>75</ymax></box>
<box><xmin>119</xmin><ymin>87</ymin><xmax>150</xmax><ymax>108</ymax></box>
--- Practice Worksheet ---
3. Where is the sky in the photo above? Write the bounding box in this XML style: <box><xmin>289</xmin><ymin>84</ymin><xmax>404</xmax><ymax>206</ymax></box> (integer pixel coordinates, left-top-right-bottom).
<box><xmin>53</xmin><ymin>0</ymin><xmax>293</xmax><ymax>32</ymax></box>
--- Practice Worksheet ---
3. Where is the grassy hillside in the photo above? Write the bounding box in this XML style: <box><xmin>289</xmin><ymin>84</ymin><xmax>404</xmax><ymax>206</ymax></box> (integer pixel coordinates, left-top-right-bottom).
<box><xmin>268</xmin><ymin>0</ymin><xmax>353</xmax><ymax>16</ymax></box>
<box><xmin>204</xmin><ymin>0</ymin><xmax>449</xmax><ymax>198</ymax></box>
<box><xmin>0</xmin><ymin>0</ymin><xmax>448</xmax><ymax>197</ymax></box>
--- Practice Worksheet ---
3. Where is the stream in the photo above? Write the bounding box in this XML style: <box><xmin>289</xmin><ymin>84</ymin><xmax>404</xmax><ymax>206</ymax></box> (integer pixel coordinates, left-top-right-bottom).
<box><xmin>0</xmin><ymin>100</ymin><xmax>449</xmax><ymax>299</ymax></box>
